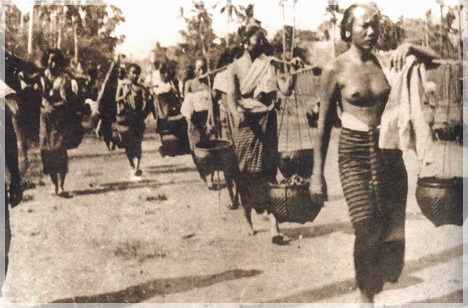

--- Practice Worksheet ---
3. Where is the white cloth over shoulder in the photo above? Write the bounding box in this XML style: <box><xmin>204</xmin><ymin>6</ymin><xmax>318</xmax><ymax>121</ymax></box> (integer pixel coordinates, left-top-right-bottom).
<box><xmin>181</xmin><ymin>90</ymin><xmax>211</xmax><ymax>119</ymax></box>
<box><xmin>0</xmin><ymin>79</ymin><xmax>15</xmax><ymax>98</ymax></box>
<box><xmin>236</xmin><ymin>54</ymin><xmax>277</xmax><ymax>113</ymax></box>
<box><xmin>378</xmin><ymin>55</ymin><xmax>432</xmax><ymax>161</ymax></box>
<box><xmin>240</xmin><ymin>54</ymin><xmax>277</xmax><ymax>98</ymax></box>
<box><xmin>213</xmin><ymin>69</ymin><xmax>230</xmax><ymax>94</ymax></box>
<box><xmin>147</xmin><ymin>70</ymin><xmax>173</xmax><ymax>95</ymax></box>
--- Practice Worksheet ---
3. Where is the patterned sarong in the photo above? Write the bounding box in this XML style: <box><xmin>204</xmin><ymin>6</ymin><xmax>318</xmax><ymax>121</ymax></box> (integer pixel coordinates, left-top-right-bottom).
<box><xmin>338</xmin><ymin>127</ymin><xmax>408</xmax><ymax>296</ymax></box>
<box><xmin>232</xmin><ymin>111</ymin><xmax>277</xmax><ymax>212</ymax></box>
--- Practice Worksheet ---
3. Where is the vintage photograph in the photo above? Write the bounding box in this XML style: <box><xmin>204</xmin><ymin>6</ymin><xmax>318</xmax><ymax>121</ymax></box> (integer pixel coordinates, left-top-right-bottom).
<box><xmin>1</xmin><ymin>0</ymin><xmax>465</xmax><ymax>306</ymax></box>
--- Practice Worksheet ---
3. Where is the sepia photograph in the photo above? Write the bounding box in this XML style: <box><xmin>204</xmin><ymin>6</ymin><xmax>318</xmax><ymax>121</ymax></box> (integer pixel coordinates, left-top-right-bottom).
<box><xmin>1</xmin><ymin>0</ymin><xmax>465</xmax><ymax>306</ymax></box>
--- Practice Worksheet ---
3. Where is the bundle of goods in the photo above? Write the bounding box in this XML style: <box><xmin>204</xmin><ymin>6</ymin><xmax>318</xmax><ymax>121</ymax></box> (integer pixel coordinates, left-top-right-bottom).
<box><xmin>277</xmin><ymin>149</ymin><xmax>313</xmax><ymax>179</ymax></box>
<box><xmin>416</xmin><ymin>61</ymin><xmax>463</xmax><ymax>227</ymax></box>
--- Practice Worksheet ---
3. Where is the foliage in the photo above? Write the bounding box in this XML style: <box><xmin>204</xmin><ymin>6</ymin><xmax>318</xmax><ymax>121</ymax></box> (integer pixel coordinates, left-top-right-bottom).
<box><xmin>5</xmin><ymin>3</ymin><xmax>125</xmax><ymax>75</ymax></box>
<box><xmin>396</xmin><ymin>6</ymin><xmax>462</xmax><ymax>59</ymax></box>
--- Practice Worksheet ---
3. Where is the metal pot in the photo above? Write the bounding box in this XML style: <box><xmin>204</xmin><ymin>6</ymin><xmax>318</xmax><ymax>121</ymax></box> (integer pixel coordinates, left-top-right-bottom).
<box><xmin>416</xmin><ymin>177</ymin><xmax>463</xmax><ymax>227</ymax></box>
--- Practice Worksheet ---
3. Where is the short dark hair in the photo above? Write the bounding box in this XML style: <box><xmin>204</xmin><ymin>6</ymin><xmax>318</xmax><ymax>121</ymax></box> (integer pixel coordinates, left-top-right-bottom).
<box><xmin>184</xmin><ymin>65</ymin><xmax>195</xmax><ymax>82</ymax></box>
<box><xmin>238</xmin><ymin>23</ymin><xmax>267</xmax><ymax>45</ymax></box>
<box><xmin>160</xmin><ymin>61</ymin><xmax>177</xmax><ymax>81</ymax></box>
<box><xmin>127</xmin><ymin>63</ymin><xmax>141</xmax><ymax>76</ymax></box>
<box><xmin>41</xmin><ymin>49</ymin><xmax>66</xmax><ymax>69</ymax></box>
<box><xmin>340</xmin><ymin>3</ymin><xmax>379</xmax><ymax>42</ymax></box>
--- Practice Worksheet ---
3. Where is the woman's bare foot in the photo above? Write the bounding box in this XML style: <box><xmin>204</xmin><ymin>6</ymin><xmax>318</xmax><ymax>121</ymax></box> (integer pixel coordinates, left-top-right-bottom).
<box><xmin>57</xmin><ymin>190</ymin><xmax>73</xmax><ymax>198</ymax></box>
<box><xmin>358</xmin><ymin>291</ymin><xmax>375</xmax><ymax>306</ymax></box>
<box><xmin>206</xmin><ymin>178</ymin><xmax>217</xmax><ymax>190</ymax></box>
<box><xmin>226</xmin><ymin>202</ymin><xmax>239</xmax><ymax>210</ymax></box>
<box><xmin>271</xmin><ymin>234</ymin><xmax>285</xmax><ymax>245</ymax></box>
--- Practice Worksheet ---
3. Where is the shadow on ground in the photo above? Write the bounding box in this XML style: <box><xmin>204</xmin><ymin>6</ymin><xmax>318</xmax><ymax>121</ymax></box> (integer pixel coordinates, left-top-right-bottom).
<box><xmin>410</xmin><ymin>288</ymin><xmax>465</xmax><ymax>303</ymax></box>
<box><xmin>267</xmin><ymin>243</ymin><xmax>464</xmax><ymax>303</ymax></box>
<box><xmin>71</xmin><ymin>179</ymin><xmax>201</xmax><ymax>196</ymax></box>
<box><xmin>48</xmin><ymin>269</ymin><xmax>262</xmax><ymax>303</ymax></box>
<box><xmin>282</xmin><ymin>221</ymin><xmax>354</xmax><ymax>240</ymax></box>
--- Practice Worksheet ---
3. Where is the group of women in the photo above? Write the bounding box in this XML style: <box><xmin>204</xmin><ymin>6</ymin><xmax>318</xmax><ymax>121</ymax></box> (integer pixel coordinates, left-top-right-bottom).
<box><xmin>5</xmin><ymin>2</ymin><xmax>443</xmax><ymax>304</ymax></box>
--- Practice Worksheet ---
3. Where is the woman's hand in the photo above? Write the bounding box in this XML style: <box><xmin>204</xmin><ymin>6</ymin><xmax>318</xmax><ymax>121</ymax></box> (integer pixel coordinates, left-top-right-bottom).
<box><xmin>205</xmin><ymin>114</ymin><xmax>215</xmax><ymax>135</ymax></box>
<box><xmin>309</xmin><ymin>174</ymin><xmax>324</xmax><ymax>204</ymax></box>
<box><xmin>391</xmin><ymin>43</ymin><xmax>413</xmax><ymax>71</ymax></box>
<box><xmin>232</xmin><ymin>111</ymin><xmax>244</xmax><ymax>128</ymax></box>
<box><xmin>309</xmin><ymin>174</ymin><xmax>324</xmax><ymax>194</ymax></box>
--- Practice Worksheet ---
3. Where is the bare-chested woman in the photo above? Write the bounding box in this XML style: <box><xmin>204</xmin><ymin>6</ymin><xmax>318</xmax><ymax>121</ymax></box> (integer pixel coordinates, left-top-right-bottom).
<box><xmin>310</xmin><ymin>3</ymin><xmax>439</xmax><ymax>304</ymax></box>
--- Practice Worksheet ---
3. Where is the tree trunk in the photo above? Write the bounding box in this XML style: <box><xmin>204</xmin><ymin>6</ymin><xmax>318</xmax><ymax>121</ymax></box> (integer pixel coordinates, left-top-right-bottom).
<box><xmin>20</xmin><ymin>11</ymin><xmax>24</xmax><ymax>32</ymax></box>
<box><xmin>457</xmin><ymin>7</ymin><xmax>462</xmax><ymax>61</ymax></box>
<box><xmin>73</xmin><ymin>18</ymin><xmax>79</xmax><ymax>63</ymax></box>
<box><xmin>440</xmin><ymin>5</ymin><xmax>444</xmax><ymax>58</ymax></box>
<box><xmin>27</xmin><ymin>5</ymin><xmax>34</xmax><ymax>57</ymax></box>
<box><xmin>291</xmin><ymin>0</ymin><xmax>296</xmax><ymax>58</ymax></box>
<box><xmin>57</xmin><ymin>24</ymin><xmax>62</xmax><ymax>49</ymax></box>
<box><xmin>281</xmin><ymin>4</ymin><xmax>287</xmax><ymax>71</ymax></box>
<box><xmin>332</xmin><ymin>21</ymin><xmax>336</xmax><ymax>58</ymax></box>
<box><xmin>226</xmin><ymin>16</ymin><xmax>230</xmax><ymax>48</ymax></box>
<box><xmin>425</xmin><ymin>18</ymin><xmax>429</xmax><ymax>47</ymax></box>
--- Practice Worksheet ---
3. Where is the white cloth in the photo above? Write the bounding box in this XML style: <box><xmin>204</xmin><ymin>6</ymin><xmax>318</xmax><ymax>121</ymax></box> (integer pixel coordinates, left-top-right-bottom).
<box><xmin>0</xmin><ymin>79</ymin><xmax>15</xmax><ymax>98</ymax></box>
<box><xmin>231</xmin><ymin>53</ymin><xmax>278</xmax><ymax>114</ymax></box>
<box><xmin>213</xmin><ymin>69</ymin><xmax>230</xmax><ymax>94</ymax></box>
<box><xmin>341</xmin><ymin>112</ymin><xmax>374</xmax><ymax>132</ymax></box>
<box><xmin>147</xmin><ymin>70</ymin><xmax>173</xmax><ymax>95</ymax></box>
<box><xmin>378</xmin><ymin>55</ymin><xmax>432</xmax><ymax>162</ymax></box>
<box><xmin>240</xmin><ymin>54</ymin><xmax>277</xmax><ymax>99</ymax></box>
<box><xmin>85</xmin><ymin>98</ymin><xmax>99</xmax><ymax>116</ymax></box>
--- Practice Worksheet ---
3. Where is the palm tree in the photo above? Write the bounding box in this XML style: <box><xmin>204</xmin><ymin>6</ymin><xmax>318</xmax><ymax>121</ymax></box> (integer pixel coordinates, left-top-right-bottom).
<box><xmin>453</xmin><ymin>2</ymin><xmax>462</xmax><ymax>60</ymax></box>
<box><xmin>325</xmin><ymin>0</ymin><xmax>343</xmax><ymax>58</ymax></box>
<box><xmin>27</xmin><ymin>2</ymin><xmax>34</xmax><ymax>56</ymax></box>
<box><xmin>191</xmin><ymin>1</ymin><xmax>215</xmax><ymax>73</ymax></box>
<box><xmin>436</xmin><ymin>0</ymin><xmax>445</xmax><ymax>57</ymax></box>
<box><xmin>65</xmin><ymin>0</ymin><xmax>87</xmax><ymax>63</ymax></box>
<box><xmin>237</xmin><ymin>4</ymin><xmax>255</xmax><ymax>26</ymax></box>
<box><xmin>219</xmin><ymin>0</ymin><xmax>240</xmax><ymax>47</ymax></box>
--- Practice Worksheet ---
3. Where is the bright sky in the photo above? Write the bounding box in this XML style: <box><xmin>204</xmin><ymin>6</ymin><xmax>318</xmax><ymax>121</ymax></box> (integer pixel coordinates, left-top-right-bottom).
<box><xmin>109</xmin><ymin>0</ymin><xmax>443</xmax><ymax>60</ymax></box>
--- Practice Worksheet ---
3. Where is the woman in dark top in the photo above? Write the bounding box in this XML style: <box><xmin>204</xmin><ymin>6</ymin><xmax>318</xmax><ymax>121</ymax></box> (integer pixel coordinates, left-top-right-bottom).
<box><xmin>115</xmin><ymin>63</ymin><xmax>152</xmax><ymax>180</ymax></box>
<box><xmin>39</xmin><ymin>49</ymin><xmax>87</xmax><ymax>197</ymax></box>
<box><xmin>3</xmin><ymin>88</ymin><xmax>23</xmax><ymax>294</ymax></box>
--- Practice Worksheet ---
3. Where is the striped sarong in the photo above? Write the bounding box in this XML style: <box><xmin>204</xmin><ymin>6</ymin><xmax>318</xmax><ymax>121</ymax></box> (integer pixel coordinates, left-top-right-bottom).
<box><xmin>232</xmin><ymin>110</ymin><xmax>278</xmax><ymax>212</ymax></box>
<box><xmin>338</xmin><ymin>127</ymin><xmax>408</xmax><ymax>297</ymax></box>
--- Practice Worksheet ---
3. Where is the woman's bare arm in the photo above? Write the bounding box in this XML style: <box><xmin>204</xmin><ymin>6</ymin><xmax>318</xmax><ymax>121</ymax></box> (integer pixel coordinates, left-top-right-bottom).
<box><xmin>310</xmin><ymin>62</ymin><xmax>339</xmax><ymax>194</ymax></box>
<box><xmin>226</xmin><ymin>65</ymin><xmax>241</xmax><ymax>127</ymax></box>
<box><xmin>391</xmin><ymin>42</ymin><xmax>440</xmax><ymax>70</ymax></box>
<box><xmin>115</xmin><ymin>83</ymin><xmax>126</xmax><ymax>102</ymax></box>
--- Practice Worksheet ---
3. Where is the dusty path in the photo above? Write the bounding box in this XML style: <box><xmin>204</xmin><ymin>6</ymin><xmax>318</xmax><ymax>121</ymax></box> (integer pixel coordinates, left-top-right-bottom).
<box><xmin>5</xmin><ymin>129</ymin><xmax>464</xmax><ymax>305</ymax></box>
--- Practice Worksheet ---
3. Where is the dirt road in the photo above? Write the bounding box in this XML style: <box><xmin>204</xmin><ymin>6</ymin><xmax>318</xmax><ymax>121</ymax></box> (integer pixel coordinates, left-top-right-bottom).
<box><xmin>5</xmin><ymin>129</ymin><xmax>464</xmax><ymax>305</ymax></box>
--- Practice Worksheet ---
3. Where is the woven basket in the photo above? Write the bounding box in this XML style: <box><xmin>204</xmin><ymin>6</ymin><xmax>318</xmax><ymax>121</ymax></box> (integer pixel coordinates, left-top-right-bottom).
<box><xmin>193</xmin><ymin>139</ymin><xmax>238</xmax><ymax>174</ymax></box>
<box><xmin>160</xmin><ymin>134</ymin><xmax>190</xmax><ymax>157</ymax></box>
<box><xmin>416</xmin><ymin>177</ymin><xmax>463</xmax><ymax>227</ymax></box>
<box><xmin>268</xmin><ymin>182</ymin><xmax>323</xmax><ymax>224</ymax></box>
